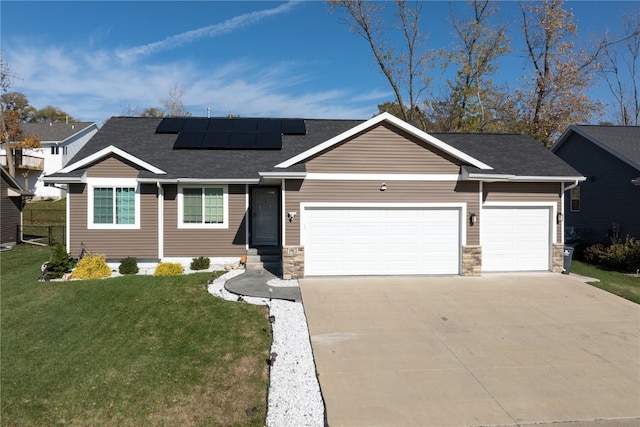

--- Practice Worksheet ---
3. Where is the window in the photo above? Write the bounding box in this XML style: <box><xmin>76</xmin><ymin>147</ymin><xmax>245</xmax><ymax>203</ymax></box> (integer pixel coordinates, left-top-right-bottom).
<box><xmin>87</xmin><ymin>179</ymin><xmax>140</xmax><ymax>229</ymax></box>
<box><xmin>51</xmin><ymin>146</ymin><xmax>59</xmax><ymax>155</ymax></box>
<box><xmin>570</xmin><ymin>187</ymin><xmax>580</xmax><ymax>212</ymax></box>
<box><xmin>178</xmin><ymin>185</ymin><xmax>228</xmax><ymax>228</ymax></box>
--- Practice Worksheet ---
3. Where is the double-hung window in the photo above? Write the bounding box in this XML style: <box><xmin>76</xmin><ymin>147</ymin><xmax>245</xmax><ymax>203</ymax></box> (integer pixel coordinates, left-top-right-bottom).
<box><xmin>570</xmin><ymin>187</ymin><xmax>580</xmax><ymax>212</ymax></box>
<box><xmin>178</xmin><ymin>185</ymin><xmax>228</xmax><ymax>228</ymax></box>
<box><xmin>88</xmin><ymin>179</ymin><xmax>140</xmax><ymax>229</ymax></box>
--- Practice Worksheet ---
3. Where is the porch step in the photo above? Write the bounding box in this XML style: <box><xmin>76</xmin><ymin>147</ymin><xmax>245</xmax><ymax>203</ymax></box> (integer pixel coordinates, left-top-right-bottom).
<box><xmin>246</xmin><ymin>247</ymin><xmax>282</xmax><ymax>276</ymax></box>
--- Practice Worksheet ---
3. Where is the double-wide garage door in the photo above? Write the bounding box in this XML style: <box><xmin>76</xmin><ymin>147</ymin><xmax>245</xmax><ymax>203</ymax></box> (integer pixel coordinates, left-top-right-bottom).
<box><xmin>303</xmin><ymin>206</ymin><xmax>461</xmax><ymax>276</ymax></box>
<box><xmin>481</xmin><ymin>206</ymin><xmax>552</xmax><ymax>272</ymax></box>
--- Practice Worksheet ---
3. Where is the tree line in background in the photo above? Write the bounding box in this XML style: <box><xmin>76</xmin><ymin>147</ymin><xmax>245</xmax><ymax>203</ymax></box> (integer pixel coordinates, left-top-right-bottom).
<box><xmin>2</xmin><ymin>0</ymin><xmax>639</xmax><ymax>151</ymax></box>
<box><xmin>330</xmin><ymin>0</ymin><xmax>640</xmax><ymax>147</ymax></box>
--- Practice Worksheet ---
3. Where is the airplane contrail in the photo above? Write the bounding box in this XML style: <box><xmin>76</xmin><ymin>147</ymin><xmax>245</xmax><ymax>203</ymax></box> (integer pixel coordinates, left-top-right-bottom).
<box><xmin>117</xmin><ymin>1</ymin><xmax>299</xmax><ymax>60</ymax></box>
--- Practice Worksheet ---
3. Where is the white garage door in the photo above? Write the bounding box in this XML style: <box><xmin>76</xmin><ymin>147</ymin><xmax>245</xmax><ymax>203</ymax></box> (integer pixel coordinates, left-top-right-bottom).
<box><xmin>303</xmin><ymin>206</ymin><xmax>461</xmax><ymax>276</ymax></box>
<box><xmin>481</xmin><ymin>207</ymin><xmax>551</xmax><ymax>272</ymax></box>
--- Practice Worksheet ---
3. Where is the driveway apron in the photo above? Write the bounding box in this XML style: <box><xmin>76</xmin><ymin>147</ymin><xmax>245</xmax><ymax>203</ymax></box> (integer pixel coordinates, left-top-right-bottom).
<box><xmin>299</xmin><ymin>274</ymin><xmax>640</xmax><ymax>427</ymax></box>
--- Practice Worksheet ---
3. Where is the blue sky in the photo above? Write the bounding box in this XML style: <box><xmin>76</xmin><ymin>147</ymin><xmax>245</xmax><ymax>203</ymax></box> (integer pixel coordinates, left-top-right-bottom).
<box><xmin>1</xmin><ymin>1</ymin><xmax>638</xmax><ymax>124</ymax></box>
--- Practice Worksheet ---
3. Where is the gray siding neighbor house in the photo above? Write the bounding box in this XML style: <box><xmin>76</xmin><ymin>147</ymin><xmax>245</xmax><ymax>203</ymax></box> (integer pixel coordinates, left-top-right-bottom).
<box><xmin>1</xmin><ymin>166</ymin><xmax>33</xmax><ymax>246</ymax></box>
<box><xmin>43</xmin><ymin>113</ymin><xmax>584</xmax><ymax>277</ymax></box>
<box><xmin>551</xmin><ymin>125</ymin><xmax>640</xmax><ymax>243</ymax></box>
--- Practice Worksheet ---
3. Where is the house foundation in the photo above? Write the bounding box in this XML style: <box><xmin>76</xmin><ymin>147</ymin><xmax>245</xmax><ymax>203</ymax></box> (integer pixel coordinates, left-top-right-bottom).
<box><xmin>282</xmin><ymin>246</ymin><xmax>304</xmax><ymax>280</ymax></box>
<box><xmin>552</xmin><ymin>244</ymin><xmax>565</xmax><ymax>273</ymax></box>
<box><xmin>462</xmin><ymin>245</ymin><xmax>482</xmax><ymax>276</ymax></box>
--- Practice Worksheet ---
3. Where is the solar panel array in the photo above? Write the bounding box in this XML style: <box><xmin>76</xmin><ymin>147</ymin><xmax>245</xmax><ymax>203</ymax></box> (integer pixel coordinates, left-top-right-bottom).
<box><xmin>156</xmin><ymin>117</ymin><xmax>306</xmax><ymax>150</ymax></box>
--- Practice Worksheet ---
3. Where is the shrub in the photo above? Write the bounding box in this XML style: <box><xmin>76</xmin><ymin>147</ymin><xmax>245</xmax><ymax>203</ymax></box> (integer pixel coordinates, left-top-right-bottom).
<box><xmin>45</xmin><ymin>244</ymin><xmax>74</xmax><ymax>279</ymax></box>
<box><xmin>154</xmin><ymin>262</ymin><xmax>184</xmax><ymax>277</ymax></box>
<box><xmin>190</xmin><ymin>256</ymin><xmax>210</xmax><ymax>271</ymax></box>
<box><xmin>583</xmin><ymin>237</ymin><xmax>640</xmax><ymax>272</ymax></box>
<box><xmin>73</xmin><ymin>254</ymin><xmax>112</xmax><ymax>280</ymax></box>
<box><xmin>119</xmin><ymin>257</ymin><xmax>139</xmax><ymax>275</ymax></box>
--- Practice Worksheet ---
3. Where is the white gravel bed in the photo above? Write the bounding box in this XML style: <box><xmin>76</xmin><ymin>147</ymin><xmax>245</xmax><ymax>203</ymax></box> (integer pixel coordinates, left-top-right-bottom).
<box><xmin>207</xmin><ymin>271</ymin><xmax>324</xmax><ymax>427</ymax></box>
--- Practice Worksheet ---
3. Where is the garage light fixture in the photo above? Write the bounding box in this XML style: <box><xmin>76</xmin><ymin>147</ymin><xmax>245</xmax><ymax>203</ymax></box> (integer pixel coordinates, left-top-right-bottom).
<box><xmin>557</xmin><ymin>213</ymin><xmax>563</xmax><ymax>224</ymax></box>
<box><xmin>380</xmin><ymin>183</ymin><xmax>387</xmax><ymax>191</ymax></box>
<box><xmin>470</xmin><ymin>213</ymin><xmax>478</xmax><ymax>225</ymax></box>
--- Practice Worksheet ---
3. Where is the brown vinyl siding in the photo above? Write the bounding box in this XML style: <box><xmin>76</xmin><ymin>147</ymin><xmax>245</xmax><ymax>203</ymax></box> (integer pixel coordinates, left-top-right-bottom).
<box><xmin>306</xmin><ymin>123</ymin><xmax>462</xmax><ymax>174</ymax></box>
<box><xmin>483</xmin><ymin>182</ymin><xmax>563</xmax><ymax>241</ymax></box>
<box><xmin>68</xmin><ymin>183</ymin><xmax>158</xmax><ymax>259</ymax></box>
<box><xmin>162</xmin><ymin>184</ymin><xmax>246</xmax><ymax>257</ymax></box>
<box><xmin>86</xmin><ymin>155</ymin><xmax>143</xmax><ymax>178</ymax></box>
<box><xmin>285</xmin><ymin>180</ymin><xmax>479</xmax><ymax>245</ymax></box>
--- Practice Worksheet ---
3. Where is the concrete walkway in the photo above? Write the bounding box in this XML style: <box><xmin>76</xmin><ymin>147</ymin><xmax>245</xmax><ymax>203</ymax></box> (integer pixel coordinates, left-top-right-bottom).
<box><xmin>300</xmin><ymin>273</ymin><xmax>640</xmax><ymax>427</ymax></box>
<box><xmin>224</xmin><ymin>269</ymin><xmax>302</xmax><ymax>301</ymax></box>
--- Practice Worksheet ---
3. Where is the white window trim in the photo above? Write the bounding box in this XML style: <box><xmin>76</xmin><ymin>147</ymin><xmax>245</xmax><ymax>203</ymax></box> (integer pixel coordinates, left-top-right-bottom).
<box><xmin>87</xmin><ymin>178</ymin><xmax>141</xmax><ymax>230</ymax></box>
<box><xmin>177</xmin><ymin>184</ymin><xmax>229</xmax><ymax>229</ymax></box>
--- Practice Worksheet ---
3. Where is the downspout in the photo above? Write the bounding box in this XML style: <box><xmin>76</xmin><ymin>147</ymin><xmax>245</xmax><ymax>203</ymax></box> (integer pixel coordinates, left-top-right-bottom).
<box><xmin>157</xmin><ymin>182</ymin><xmax>164</xmax><ymax>260</ymax></box>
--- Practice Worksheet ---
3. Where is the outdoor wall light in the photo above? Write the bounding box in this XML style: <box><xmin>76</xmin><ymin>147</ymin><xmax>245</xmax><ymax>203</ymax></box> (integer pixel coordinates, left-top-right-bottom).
<box><xmin>470</xmin><ymin>213</ymin><xmax>478</xmax><ymax>225</ymax></box>
<box><xmin>287</xmin><ymin>211</ymin><xmax>297</xmax><ymax>222</ymax></box>
<box><xmin>380</xmin><ymin>183</ymin><xmax>387</xmax><ymax>191</ymax></box>
<box><xmin>557</xmin><ymin>213</ymin><xmax>563</xmax><ymax>224</ymax></box>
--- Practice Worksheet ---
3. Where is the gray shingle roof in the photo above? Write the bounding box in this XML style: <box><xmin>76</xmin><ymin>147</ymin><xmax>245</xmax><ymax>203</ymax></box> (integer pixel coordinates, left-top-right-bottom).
<box><xmin>53</xmin><ymin>116</ymin><xmax>582</xmax><ymax>181</ymax></box>
<box><xmin>434</xmin><ymin>133</ymin><xmax>583</xmax><ymax>177</ymax></box>
<box><xmin>570</xmin><ymin>125</ymin><xmax>640</xmax><ymax>169</ymax></box>
<box><xmin>20</xmin><ymin>122</ymin><xmax>96</xmax><ymax>142</ymax></box>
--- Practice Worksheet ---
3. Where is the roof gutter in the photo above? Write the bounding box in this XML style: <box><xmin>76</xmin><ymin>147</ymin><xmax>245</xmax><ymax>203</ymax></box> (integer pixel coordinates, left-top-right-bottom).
<box><xmin>41</xmin><ymin>171</ymin><xmax>87</xmax><ymax>184</ymax></box>
<box><xmin>259</xmin><ymin>172</ymin><xmax>307</xmax><ymax>180</ymax></box>
<box><xmin>563</xmin><ymin>179</ymin><xmax>583</xmax><ymax>192</ymax></box>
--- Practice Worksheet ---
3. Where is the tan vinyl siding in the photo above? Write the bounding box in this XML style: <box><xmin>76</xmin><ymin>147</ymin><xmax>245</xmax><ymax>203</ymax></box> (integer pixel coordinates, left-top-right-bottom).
<box><xmin>483</xmin><ymin>182</ymin><xmax>563</xmax><ymax>241</ymax></box>
<box><xmin>163</xmin><ymin>184</ymin><xmax>246</xmax><ymax>257</ymax></box>
<box><xmin>68</xmin><ymin>183</ymin><xmax>158</xmax><ymax>259</ymax></box>
<box><xmin>86</xmin><ymin>155</ymin><xmax>142</xmax><ymax>178</ymax></box>
<box><xmin>306</xmin><ymin>123</ymin><xmax>462</xmax><ymax>174</ymax></box>
<box><xmin>285</xmin><ymin>179</ymin><xmax>479</xmax><ymax>245</ymax></box>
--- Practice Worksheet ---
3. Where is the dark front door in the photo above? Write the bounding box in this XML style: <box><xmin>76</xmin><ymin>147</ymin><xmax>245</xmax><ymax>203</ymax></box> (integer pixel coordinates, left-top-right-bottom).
<box><xmin>251</xmin><ymin>187</ymin><xmax>279</xmax><ymax>246</ymax></box>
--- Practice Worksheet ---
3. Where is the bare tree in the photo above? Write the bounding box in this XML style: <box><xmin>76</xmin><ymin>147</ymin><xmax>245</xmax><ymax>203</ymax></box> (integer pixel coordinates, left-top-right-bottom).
<box><xmin>428</xmin><ymin>0</ymin><xmax>510</xmax><ymax>132</ymax></box>
<box><xmin>329</xmin><ymin>0</ymin><xmax>434</xmax><ymax>125</ymax></box>
<box><xmin>598</xmin><ymin>13</ymin><xmax>640</xmax><ymax>126</ymax></box>
<box><xmin>161</xmin><ymin>83</ymin><xmax>191</xmax><ymax>117</ymax></box>
<box><xmin>515</xmin><ymin>0</ymin><xmax>601</xmax><ymax>146</ymax></box>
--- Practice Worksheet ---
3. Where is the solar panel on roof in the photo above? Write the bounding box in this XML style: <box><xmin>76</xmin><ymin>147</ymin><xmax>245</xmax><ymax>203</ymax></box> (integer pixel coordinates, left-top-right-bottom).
<box><xmin>233</xmin><ymin>118</ymin><xmax>258</xmax><ymax>132</ymax></box>
<box><xmin>182</xmin><ymin>118</ymin><xmax>210</xmax><ymax>131</ymax></box>
<box><xmin>156</xmin><ymin>117</ymin><xmax>187</xmax><ymax>133</ymax></box>
<box><xmin>173</xmin><ymin>131</ymin><xmax>206</xmax><ymax>149</ymax></box>
<box><xmin>229</xmin><ymin>132</ymin><xmax>257</xmax><ymax>148</ymax></box>
<box><xmin>281</xmin><ymin>119</ymin><xmax>306</xmax><ymax>135</ymax></box>
<box><xmin>257</xmin><ymin>119</ymin><xmax>282</xmax><ymax>133</ymax></box>
<box><xmin>255</xmin><ymin>132</ymin><xmax>282</xmax><ymax>149</ymax></box>
<box><xmin>201</xmin><ymin>132</ymin><xmax>231</xmax><ymax>148</ymax></box>
<box><xmin>208</xmin><ymin>118</ymin><xmax>234</xmax><ymax>132</ymax></box>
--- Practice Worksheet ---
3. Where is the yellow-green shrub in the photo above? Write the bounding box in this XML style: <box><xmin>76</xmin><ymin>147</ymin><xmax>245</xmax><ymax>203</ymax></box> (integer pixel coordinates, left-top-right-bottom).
<box><xmin>154</xmin><ymin>262</ymin><xmax>184</xmax><ymax>277</ymax></box>
<box><xmin>73</xmin><ymin>254</ymin><xmax>112</xmax><ymax>280</ymax></box>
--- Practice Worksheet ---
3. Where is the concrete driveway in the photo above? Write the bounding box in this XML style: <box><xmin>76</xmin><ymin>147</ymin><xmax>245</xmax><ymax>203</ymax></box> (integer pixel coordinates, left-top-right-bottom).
<box><xmin>299</xmin><ymin>274</ymin><xmax>640</xmax><ymax>427</ymax></box>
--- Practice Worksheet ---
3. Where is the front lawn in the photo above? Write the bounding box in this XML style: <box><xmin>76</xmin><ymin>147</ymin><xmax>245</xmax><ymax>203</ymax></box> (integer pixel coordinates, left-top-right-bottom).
<box><xmin>571</xmin><ymin>260</ymin><xmax>640</xmax><ymax>304</ymax></box>
<box><xmin>1</xmin><ymin>245</ymin><xmax>271</xmax><ymax>426</ymax></box>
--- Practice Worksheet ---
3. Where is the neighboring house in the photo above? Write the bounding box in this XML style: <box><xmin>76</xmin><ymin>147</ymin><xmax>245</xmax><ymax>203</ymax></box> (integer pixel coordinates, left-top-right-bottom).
<box><xmin>1</xmin><ymin>166</ymin><xmax>33</xmax><ymax>246</ymax></box>
<box><xmin>43</xmin><ymin>113</ymin><xmax>584</xmax><ymax>278</ymax></box>
<box><xmin>551</xmin><ymin>125</ymin><xmax>640</xmax><ymax>243</ymax></box>
<box><xmin>0</xmin><ymin>122</ymin><xmax>99</xmax><ymax>199</ymax></box>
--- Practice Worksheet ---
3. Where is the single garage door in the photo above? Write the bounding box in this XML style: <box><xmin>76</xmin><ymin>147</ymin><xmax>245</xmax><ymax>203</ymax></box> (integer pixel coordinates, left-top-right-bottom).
<box><xmin>481</xmin><ymin>206</ymin><xmax>551</xmax><ymax>272</ymax></box>
<box><xmin>303</xmin><ymin>206</ymin><xmax>461</xmax><ymax>276</ymax></box>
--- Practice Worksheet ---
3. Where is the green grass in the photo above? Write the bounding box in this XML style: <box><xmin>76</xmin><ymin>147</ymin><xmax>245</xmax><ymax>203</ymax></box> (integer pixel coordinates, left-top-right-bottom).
<box><xmin>1</xmin><ymin>245</ymin><xmax>271</xmax><ymax>427</ymax></box>
<box><xmin>23</xmin><ymin>199</ymin><xmax>66</xmax><ymax>225</ymax></box>
<box><xmin>571</xmin><ymin>260</ymin><xmax>640</xmax><ymax>304</ymax></box>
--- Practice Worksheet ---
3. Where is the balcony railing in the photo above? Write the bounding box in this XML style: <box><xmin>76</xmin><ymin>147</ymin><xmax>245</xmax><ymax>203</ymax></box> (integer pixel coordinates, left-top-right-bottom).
<box><xmin>0</xmin><ymin>152</ymin><xmax>45</xmax><ymax>171</ymax></box>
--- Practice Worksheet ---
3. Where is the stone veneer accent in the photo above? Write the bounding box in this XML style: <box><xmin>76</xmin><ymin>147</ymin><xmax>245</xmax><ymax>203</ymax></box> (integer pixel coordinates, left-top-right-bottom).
<box><xmin>462</xmin><ymin>245</ymin><xmax>482</xmax><ymax>276</ymax></box>
<box><xmin>282</xmin><ymin>246</ymin><xmax>305</xmax><ymax>280</ymax></box>
<box><xmin>552</xmin><ymin>244</ymin><xmax>565</xmax><ymax>273</ymax></box>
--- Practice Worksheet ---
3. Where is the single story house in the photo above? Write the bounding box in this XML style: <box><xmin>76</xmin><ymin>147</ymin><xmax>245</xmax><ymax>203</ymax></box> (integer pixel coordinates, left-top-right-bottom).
<box><xmin>44</xmin><ymin>112</ymin><xmax>584</xmax><ymax>278</ymax></box>
<box><xmin>551</xmin><ymin>125</ymin><xmax>640</xmax><ymax>243</ymax></box>
<box><xmin>1</xmin><ymin>166</ymin><xmax>34</xmax><ymax>246</ymax></box>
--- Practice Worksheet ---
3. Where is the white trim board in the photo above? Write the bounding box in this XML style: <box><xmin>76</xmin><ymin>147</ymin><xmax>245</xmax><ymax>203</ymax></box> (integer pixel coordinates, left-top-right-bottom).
<box><xmin>59</xmin><ymin>145</ymin><xmax>166</xmax><ymax>175</ymax></box>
